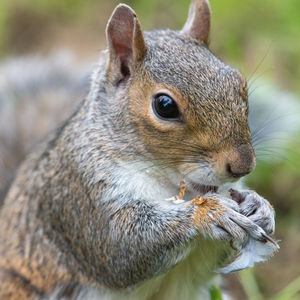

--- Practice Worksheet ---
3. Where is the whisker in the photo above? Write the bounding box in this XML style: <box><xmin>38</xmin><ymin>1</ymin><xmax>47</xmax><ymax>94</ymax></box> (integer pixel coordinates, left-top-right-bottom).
<box><xmin>246</xmin><ymin>42</ymin><xmax>272</xmax><ymax>85</ymax></box>
<box><xmin>250</xmin><ymin>111</ymin><xmax>300</xmax><ymax>144</ymax></box>
<box><xmin>252</xmin><ymin>136</ymin><xmax>297</xmax><ymax>148</ymax></box>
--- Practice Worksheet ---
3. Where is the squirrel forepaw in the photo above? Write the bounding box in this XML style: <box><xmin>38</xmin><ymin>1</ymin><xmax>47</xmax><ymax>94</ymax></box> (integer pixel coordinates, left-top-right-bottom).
<box><xmin>190</xmin><ymin>193</ymin><xmax>279</xmax><ymax>274</ymax></box>
<box><xmin>212</xmin><ymin>190</ymin><xmax>279</xmax><ymax>274</ymax></box>
<box><xmin>230</xmin><ymin>189</ymin><xmax>275</xmax><ymax>235</ymax></box>
<box><xmin>191</xmin><ymin>195</ymin><xmax>268</xmax><ymax>243</ymax></box>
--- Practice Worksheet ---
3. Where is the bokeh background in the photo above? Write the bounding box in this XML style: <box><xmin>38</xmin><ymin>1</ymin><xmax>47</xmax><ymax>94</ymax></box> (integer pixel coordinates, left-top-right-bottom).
<box><xmin>0</xmin><ymin>0</ymin><xmax>299</xmax><ymax>299</ymax></box>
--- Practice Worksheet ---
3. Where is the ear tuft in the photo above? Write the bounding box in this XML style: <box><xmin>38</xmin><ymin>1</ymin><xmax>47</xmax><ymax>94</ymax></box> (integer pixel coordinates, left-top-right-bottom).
<box><xmin>181</xmin><ymin>0</ymin><xmax>211</xmax><ymax>45</ymax></box>
<box><xmin>106</xmin><ymin>4</ymin><xmax>146</xmax><ymax>84</ymax></box>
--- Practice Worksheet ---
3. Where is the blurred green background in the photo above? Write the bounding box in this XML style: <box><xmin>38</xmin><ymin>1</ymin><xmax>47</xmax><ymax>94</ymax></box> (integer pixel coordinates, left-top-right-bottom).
<box><xmin>1</xmin><ymin>0</ymin><xmax>300</xmax><ymax>94</ymax></box>
<box><xmin>0</xmin><ymin>0</ymin><xmax>299</xmax><ymax>299</ymax></box>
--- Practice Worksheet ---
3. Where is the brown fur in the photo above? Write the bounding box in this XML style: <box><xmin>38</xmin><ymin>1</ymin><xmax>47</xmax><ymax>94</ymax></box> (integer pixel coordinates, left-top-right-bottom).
<box><xmin>192</xmin><ymin>196</ymin><xmax>224</xmax><ymax>224</ymax></box>
<box><xmin>0</xmin><ymin>1</ymin><xmax>271</xmax><ymax>299</ymax></box>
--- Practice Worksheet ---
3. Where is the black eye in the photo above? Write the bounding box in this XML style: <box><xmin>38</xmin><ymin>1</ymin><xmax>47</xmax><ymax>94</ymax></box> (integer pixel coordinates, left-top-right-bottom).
<box><xmin>153</xmin><ymin>94</ymin><xmax>180</xmax><ymax>120</ymax></box>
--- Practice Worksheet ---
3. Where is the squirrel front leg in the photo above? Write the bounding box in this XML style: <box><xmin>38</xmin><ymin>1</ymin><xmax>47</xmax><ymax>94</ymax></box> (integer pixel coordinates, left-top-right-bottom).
<box><xmin>95</xmin><ymin>199</ymin><xmax>196</xmax><ymax>289</ymax></box>
<box><xmin>95</xmin><ymin>196</ymin><xmax>270</xmax><ymax>289</ymax></box>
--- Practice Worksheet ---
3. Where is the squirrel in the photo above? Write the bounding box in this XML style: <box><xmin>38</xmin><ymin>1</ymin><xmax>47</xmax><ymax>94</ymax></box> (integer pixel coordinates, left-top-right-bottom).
<box><xmin>0</xmin><ymin>0</ymin><xmax>279</xmax><ymax>299</ymax></box>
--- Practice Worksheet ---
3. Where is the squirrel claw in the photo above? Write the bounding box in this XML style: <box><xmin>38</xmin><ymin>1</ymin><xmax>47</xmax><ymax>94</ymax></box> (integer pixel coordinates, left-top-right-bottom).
<box><xmin>261</xmin><ymin>232</ymin><xmax>280</xmax><ymax>248</ymax></box>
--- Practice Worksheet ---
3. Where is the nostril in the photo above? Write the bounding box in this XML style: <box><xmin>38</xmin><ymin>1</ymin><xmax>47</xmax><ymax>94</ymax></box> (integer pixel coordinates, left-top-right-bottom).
<box><xmin>226</xmin><ymin>163</ymin><xmax>232</xmax><ymax>175</ymax></box>
<box><xmin>226</xmin><ymin>163</ymin><xmax>249</xmax><ymax>178</ymax></box>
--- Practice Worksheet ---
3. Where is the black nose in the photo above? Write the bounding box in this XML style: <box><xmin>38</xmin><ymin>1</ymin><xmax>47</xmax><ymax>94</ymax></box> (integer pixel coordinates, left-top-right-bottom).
<box><xmin>226</xmin><ymin>144</ymin><xmax>256</xmax><ymax>179</ymax></box>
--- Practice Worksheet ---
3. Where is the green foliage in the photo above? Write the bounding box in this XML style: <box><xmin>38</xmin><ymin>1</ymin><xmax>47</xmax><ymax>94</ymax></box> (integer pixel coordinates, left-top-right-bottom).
<box><xmin>238</xmin><ymin>268</ymin><xmax>300</xmax><ymax>300</ymax></box>
<box><xmin>239</xmin><ymin>269</ymin><xmax>264</xmax><ymax>300</ymax></box>
<box><xmin>1</xmin><ymin>0</ymin><xmax>300</xmax><ymax>97</ymax></box>
<box><xmin>210</xmin><ymin>284</ymin><xmax>223</xmax><ymax>300</ymax></box>
<box><xmin>270</xmin><ymin>275</ymin><xmax>300</xmax><ymax>300</ymax></box>
<box><xmin>247</xmin><ymin>136</ymin><xmax>300</xmax><ymax>219</ymax></box>
<box><xmin>4</xmin><ymin>0</ymin><xmax>93</xmax><ymax>17</ymax></box>
<box><xmin>0</xmin><ymin>1</ymin><xmax>8</xmax><ymax>55</ymax></box>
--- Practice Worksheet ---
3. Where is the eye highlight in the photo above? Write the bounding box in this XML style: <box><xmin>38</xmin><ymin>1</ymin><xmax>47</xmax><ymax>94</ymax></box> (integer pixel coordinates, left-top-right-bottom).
<box><xmin>152</xmin><ymin>94</ymin><xmax>180</xmax><ymax>120</ymax></box>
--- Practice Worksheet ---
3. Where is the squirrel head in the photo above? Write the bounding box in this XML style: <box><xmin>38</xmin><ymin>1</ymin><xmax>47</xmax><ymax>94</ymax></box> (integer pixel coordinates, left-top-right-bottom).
<box><xmin>91</xmin><ymin>0</ymin><xmax>255</xmax><ymax>191</ymax></box>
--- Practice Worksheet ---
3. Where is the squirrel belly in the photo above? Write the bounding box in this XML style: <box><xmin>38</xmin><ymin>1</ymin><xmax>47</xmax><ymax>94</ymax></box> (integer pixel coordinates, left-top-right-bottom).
<box><xmin>0</xmin><ymin>0</ymin><xmax>278</xmax><ymax>299</ymax></box>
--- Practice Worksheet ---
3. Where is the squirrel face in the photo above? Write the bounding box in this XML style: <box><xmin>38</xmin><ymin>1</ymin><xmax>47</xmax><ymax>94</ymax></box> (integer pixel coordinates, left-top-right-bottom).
<box><xmin>101</xmin><ymin>1</ymin><xmax>255</xmax><ymax>192</ymax></box>
<box><xmin>128</xmin><ymin>31</ymin><xmax>255</xmax><ymax>187</ymax></box>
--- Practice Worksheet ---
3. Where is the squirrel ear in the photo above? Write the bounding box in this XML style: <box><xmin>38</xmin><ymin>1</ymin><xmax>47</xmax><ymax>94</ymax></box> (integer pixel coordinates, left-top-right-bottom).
<box><xmin>106</xmin><ymin>4</ymin><xmax>147</xmax><ymax>84</ymax></box>
<box><xmin>181</xmin><ymin>0</ymin><xmax>211</xmax><ymax>45</ymax></box>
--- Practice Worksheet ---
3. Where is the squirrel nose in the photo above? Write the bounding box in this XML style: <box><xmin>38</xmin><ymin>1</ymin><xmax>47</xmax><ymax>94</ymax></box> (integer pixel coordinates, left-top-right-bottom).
<box><xmin>225</xmin><ymin>144</ymin><xmax>256</xmax><ymax>179</ymax></box>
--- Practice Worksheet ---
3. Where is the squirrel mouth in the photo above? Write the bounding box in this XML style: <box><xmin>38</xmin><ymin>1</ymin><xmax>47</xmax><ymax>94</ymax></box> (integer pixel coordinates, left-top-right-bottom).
<box><xmin>191</xmin><ymin>183</ymin><xmax>218</xmax><ymax>194</ymax></box>
<box><xmin>165</xmin><ymin>181</ymin><xmax>218</xmax><ymax>204</ymax></box>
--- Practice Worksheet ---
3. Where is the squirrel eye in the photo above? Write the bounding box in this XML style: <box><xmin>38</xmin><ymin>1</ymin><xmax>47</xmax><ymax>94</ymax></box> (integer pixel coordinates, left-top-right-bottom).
<box><xmin>153</xmin><ymin>94</ymin><xmax>180</xmax><ymax>120</ymax></box>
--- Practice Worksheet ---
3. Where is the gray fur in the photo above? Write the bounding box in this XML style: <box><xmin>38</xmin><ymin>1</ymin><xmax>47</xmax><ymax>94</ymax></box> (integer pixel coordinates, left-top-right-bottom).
<box><xmin>0</xmin><ymin>4</ymin><xmax>283</xmax><ymax>299</ymax></box>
